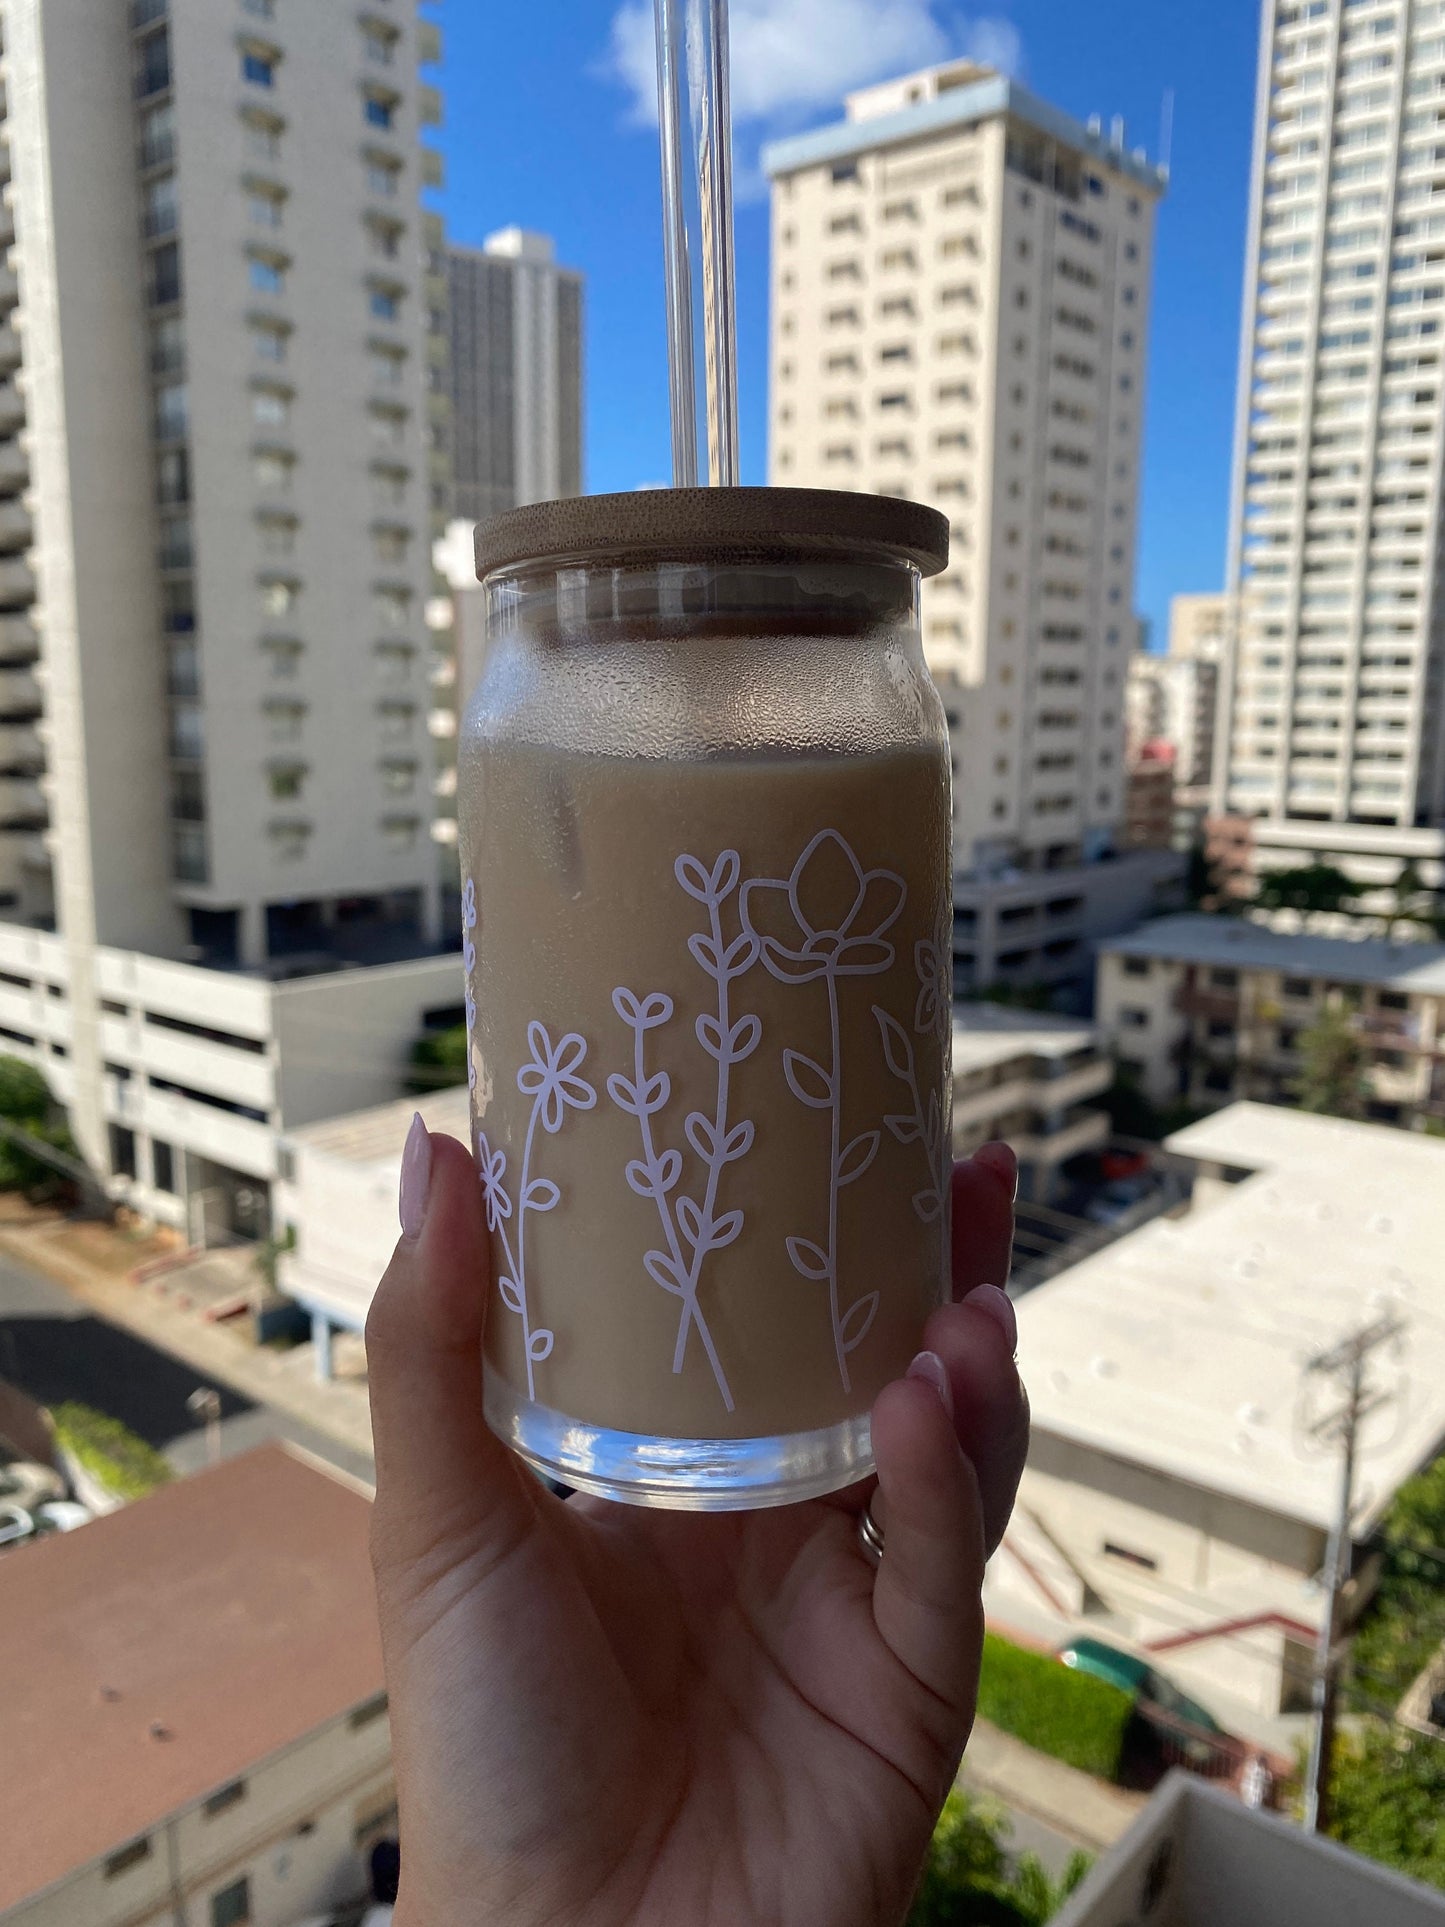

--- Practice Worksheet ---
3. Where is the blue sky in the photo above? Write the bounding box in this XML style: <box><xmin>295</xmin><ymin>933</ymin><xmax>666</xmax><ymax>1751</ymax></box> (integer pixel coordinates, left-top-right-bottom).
<box><xmin>431</xmin><ymin>1</ymin><xmax>1263</xmax><ymax>648</ymax></box>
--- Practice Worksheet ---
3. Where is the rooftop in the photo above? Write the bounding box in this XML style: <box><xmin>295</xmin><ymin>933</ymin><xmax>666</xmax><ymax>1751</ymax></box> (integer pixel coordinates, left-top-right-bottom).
<box><xmin>953</xmin><ymin>1002</ymin><xmax>1096</xmax><ymax>1075</ymax></box>
<box><xmin>762</xmin><ymin>60</ymin><xmax>1166</xmax><ymax>191</ymax></box>
<box><xmin>0</xmin><ymin>1444</ymin><xmax>382</xmax><ymax>1911</ymax></box>
<box><xmin>1017</xmin><ymin>1103</ymin><xmax>1445</xmax><ymax>1536</ymax></box>
<box><xmin>288</xmin><ymin>1083</ymin><xmax>470</xmax><ymax>1168</ymax></box>
<box><xmin>1101</xmin><ymin>912</ymin><xmax>1445</xmax><ymax>993</ymax></box>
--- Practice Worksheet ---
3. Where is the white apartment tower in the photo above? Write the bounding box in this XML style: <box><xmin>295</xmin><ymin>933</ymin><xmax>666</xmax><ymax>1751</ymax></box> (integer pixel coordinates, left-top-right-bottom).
<box><xmin>3</xmin><ymin>0</ymin><xmax>444</xmax><ymax>977</ymax></box>
<box><xmin>1218</xmin><ymin>0</ymin><xmax>1445</xmax><ymax>892</ymax></box>
<box><xmin>764</xmin><ymin>62</ymin><xmax>1165</xmax><ymax>881</ymax></box>
<box><xmin>446</xmin><ymin>227</ymin><xmax>584</xmax><ymax>528</ymax></box>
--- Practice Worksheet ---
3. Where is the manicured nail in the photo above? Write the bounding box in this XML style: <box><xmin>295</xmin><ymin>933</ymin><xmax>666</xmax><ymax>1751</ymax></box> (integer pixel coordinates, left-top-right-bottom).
<box><xmin>966</xmin><ymin>1283</ymin><xmax>1017</xmax><ymax>1356</ymax></box>
<box><xmin>906</xmin><ymin>1349</ymin><xmax>954</xmax><ymax>1420</ymax></box>
<box><xmin>398</xmin><ymin>1112</ymin><xmax>432</xmax><ymax>1240</ymax></box>
<box><xmin>974</xmin><ymin>1140</ymin><xmax>1018</xmax><ymax>1201</ymax></box>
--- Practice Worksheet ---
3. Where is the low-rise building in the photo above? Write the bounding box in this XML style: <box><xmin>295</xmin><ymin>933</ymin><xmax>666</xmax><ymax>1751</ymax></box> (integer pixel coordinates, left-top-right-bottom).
<box><xmin>953</xmin><ymin>846</ymin><xmax>1184</xmax><ymax>997</ymax></box>
<box><xmin>277</xmin><ymin>1009</ymin><xmax>1114</xmax><ymax>1342</ymax></box>
<box><xmin>0</xmin><ymin>922</ymin><xmax>463</xmax><ymax>1241</ymax></box>
<box><xmin>991</xmin><ymin>1104</ymin><xmax>1445</xmax><ymax>1732</ymax></box>
<box><xmin>1055</xmin><ymin>1772</ymin><xmax>1445</xmax><ymax>1927</ymax></box>
<box><xmin>0</xmin><ymin>1444</ymin><xmax>393</xmax><ymax>1927</ymax></box>
<box><xmin>951</xmin><ymin>1004</ymin><xmax>1110</xmax><ymax>1199</ymax></box>
<box><xmin>1096</xmin><ymin>912</ymin><xmax>1445</xmax><ymax>1127</ymax></box>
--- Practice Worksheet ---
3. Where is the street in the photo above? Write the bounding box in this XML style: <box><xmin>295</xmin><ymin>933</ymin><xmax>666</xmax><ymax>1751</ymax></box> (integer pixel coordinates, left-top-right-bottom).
<box><xmin>0</xmin><ymin>1252</ymin><xmax>374</xmax><ymax>1487</ymax></box>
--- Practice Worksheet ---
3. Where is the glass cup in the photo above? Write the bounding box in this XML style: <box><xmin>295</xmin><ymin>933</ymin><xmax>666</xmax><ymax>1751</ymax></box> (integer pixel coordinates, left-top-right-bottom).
<box><xmin>459</xmin><ymin>487</ymin><xmax>952</xmax><ymax>1508</ymax></box>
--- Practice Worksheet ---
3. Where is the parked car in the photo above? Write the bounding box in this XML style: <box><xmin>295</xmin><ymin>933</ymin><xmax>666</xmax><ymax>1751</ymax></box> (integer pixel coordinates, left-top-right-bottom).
<box><xmin>1082</xmin><ymin>1176</ymin><xmax>1154</xmax><ymax>1227</ymax></box>
<box><xmin>1056</xmin><ymin>1636</ymin><xmax>1235</xmax><ymax>1770</ymax></box>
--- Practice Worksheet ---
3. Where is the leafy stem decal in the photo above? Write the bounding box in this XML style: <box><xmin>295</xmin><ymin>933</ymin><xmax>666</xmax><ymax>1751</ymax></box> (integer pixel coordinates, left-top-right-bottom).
<box><xmin>478</xmin><ymin>1022</ymin><xmax>596</xmax><ymax>1399</ymax></box>
<box><xmin>875</xmin><ymin>933</ymin><xmax>952</xmax><ymax>1224</ymax></box>
<box><xmin>608</xmin><ymin>851</ymin><xmax>760</xmax><ymax>1413</ymax></box>
<box><xmin>741</xmin><ymin>829</ymin><xmax>904</xmax><ymax>1394</ymax></box>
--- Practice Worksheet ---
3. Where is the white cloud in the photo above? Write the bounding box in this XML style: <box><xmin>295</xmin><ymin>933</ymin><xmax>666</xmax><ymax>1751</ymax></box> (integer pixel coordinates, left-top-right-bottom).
<box><xmin>606</xmin><ymin>0</ymin><xmax>1022</xmax><ymax>130</ymax></box>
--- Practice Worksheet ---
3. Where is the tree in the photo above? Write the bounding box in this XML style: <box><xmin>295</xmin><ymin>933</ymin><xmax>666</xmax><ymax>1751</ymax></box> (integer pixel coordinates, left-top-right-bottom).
<box><xmin>0</xmin><ymin>1055</ymin><xmax>80</xmax><ymax>1200</ymax></box>
<box><xmin>1383</xmin><ymin>860</ymin><xmax>1437</xmax><ymax>942</ymax></box>
<box><xmin>1253</xmin><ymin>863</ymin><xmax>1365</xmax><ymax>929</ymax></box>
<box><xmin>1293</xmin><ymin>1003</ymin><xmax>1368</xmax><ymax>1118</ymax></box>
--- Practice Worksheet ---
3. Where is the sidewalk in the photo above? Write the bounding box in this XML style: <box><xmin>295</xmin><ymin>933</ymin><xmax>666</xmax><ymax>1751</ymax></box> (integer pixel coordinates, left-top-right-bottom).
<box><xmin>959</xmin><ymin>1718</ymin><xmax>1146</xmax><ymax>1853</ymax></box>
<box><xmin>0</xmin><ymin>1208</ymin><xmax>376</xmax><ymax>1472</ymax></box>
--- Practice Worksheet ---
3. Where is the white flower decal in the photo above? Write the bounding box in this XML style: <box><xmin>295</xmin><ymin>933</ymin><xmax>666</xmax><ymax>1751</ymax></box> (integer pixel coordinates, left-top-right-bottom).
<box><xmin>517</xmin><ymin>1023</ymin><xmax>597</xmax><ymax>1135</ymax></box>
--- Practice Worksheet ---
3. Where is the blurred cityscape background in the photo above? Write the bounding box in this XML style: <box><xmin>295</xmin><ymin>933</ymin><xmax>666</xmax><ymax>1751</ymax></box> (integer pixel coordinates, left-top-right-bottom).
<box><xmin>0</xmin><ymin>1</ymin><xmax>1443</xmax><ymax>1923</ymax></box>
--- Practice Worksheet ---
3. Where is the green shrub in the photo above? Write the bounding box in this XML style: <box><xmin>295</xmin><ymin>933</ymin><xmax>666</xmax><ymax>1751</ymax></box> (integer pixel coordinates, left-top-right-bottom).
<box><xmin>908</xmin><ymin>1789</ymin><xmax>1093</xmax><ymax>1926</ymax></box>
<box><xmin>408</xmin><ymin>1023</ymin><xmax>468</xmax><ymax>1093</ymax></box>
<box><xmin>0</xmin><ymin>1056</ymin><xmax>54</xmax><ymax>1124</ymax></box>
<box><xmin>977</xmin><ymin>1634</ymin><xmax>1134</xmax><ymax>1781</ymax></box>
<box><xmin>52</xmin><ymin>1402</ymin><xmax>173</xmax><ymax>1501</ymax></box>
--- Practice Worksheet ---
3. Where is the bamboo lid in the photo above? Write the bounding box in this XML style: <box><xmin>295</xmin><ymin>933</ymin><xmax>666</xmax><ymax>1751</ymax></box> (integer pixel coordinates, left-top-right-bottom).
<box><xmin>473</xmin><ymin>487</ymin><xmax>950</xmax><ymax>582</ymax></box>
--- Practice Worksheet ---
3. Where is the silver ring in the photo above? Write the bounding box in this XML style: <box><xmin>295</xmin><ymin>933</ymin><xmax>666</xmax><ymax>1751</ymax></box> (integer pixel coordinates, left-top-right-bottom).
<box><xmin>857</xmin><ymin>1494</ymin><xmax>884</xmax><ymax>1566</ymax></box>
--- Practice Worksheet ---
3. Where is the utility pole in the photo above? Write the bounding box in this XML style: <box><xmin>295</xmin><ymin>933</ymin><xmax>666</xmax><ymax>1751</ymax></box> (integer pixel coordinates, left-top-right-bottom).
<box><xmin>1302</xmin><ymin>1311</ymin><xmax>1404</xmax><ymax>1833</ymax></box>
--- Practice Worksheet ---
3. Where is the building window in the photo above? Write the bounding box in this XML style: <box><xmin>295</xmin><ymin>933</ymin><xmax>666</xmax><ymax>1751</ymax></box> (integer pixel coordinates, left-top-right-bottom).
<box><xmin>252</xmin><ymin>384</ymin><xmax>291</xmax><ymax>428</ymax></box>
<box><xmin>371</xmin><ymin>463</ymin><xmax>408</xmax><ymax>506</ymax></box>
<box><xmin>369</xmin><ymin>284</ymin><xmax>402</xmax><ymax>323</ymax></box>
<box><xmin>1102</xmin><ymin>1540</ymin><xmax>1158</xmax><ymax>1572</ymax></box>
<box><xmin>261</xmin><ymin>577</ymin><xmax>299</xmax><ymax>619</ymax></box>
<box><xmin>134</xmin><ymin>29</ymin><xmax>172</xmax><ymax>100</ymax></box>
<box><xmin>382</xmin><ymin>813</ymin><xmax>420</xmax><ymax>850</ymax></box>
<box><xmin>380</xmin><ymin>757</ymin><xmax>417</xmax><ymax>794</ymax></box>
<box><xmin>154</xmin><ymin>381</ymin><xmax>188</xmax><ymax>441</ymax></box>
<box><xmin>372</xmin><ymin>524</ymin><xmax>410</xmax><ymax>563</ymax></box>
<box><xmin>241</xmin><ymin>108</ymin><xmax>284</xmax><ymax>161</ymax></box>
<box><xmin>365</xmin><ymin>151</ymin><xmax>402</xmax><ymax>197</ymax></box>
<box><xmin>157</xmin><ymin>446</ymin><xmax>190</xmax><ymax>506</ymax></box>
<box><xmin>105</xmin><ymin>1838</ymin><xmax>153</xmax><ymax>1880</ymax></box>
<box><xmin>369</xmin><ymin>404</ymin><xmax>407</xmax><ymax>446</ymax></box>
<box><xmin>151</xmin><ymin>241</ymin><xmax>182</xmax><ymax>307</ymax></box>
<box><xmin>248</xmin><ymin>253</ymin><xmax>285</xmax><ymax>295</ymax></box>
<box><xmin>242</xmin><ymin>0</ymin><xmax>275</xmax><ymax>14</ymax></box>
<box><xmin>210</xmin><ymin>1876</ymin><xmax>251</xmax><ymax>1927</ymax></box>
<box><xmin>143</xmin><ymin>172</ymin><xmax>178</xmax><ymax>239</ymax></box>
<box><xmin>1118</xmin><ymin>1007</ymin><xmax>1148</xmax><ymax>1029</ymax></box>
<box><xmin>267</xmin><ymin>760</ymin><xmax>306</xmax><ymax>800</ymax></box>
<box><xmin>264</xmin><ymin>697</ymin><xmax>306</xmax><ymax>743</ymax></box>
<box><xmin>241</xmin><ymin>48</ymin><xmax>276</xmax><ymax>88</ymax></box>
<box><xmin>374</xmin><ymin>587</ymin><xmax>411</xmax><ymax>629</ymax></box>
<box><xmin>254</xmin><ymin>449</ymin><xmax>296</xmax><ymax>493</ymax></box>
<box><xmin>247</xmin><ymin>184</ymin><xmax>285</xmax><ymax>229</ymax></box>
<box><xmin>203</xmin><ymin>1782</ymin><xmax>247</xmax><ymax>1820</ymax></box>
<box><xmin>250</xmin><ymin>318</ymin><xmax>288</xmax><ymax>363</ymax></box>
<box><xmin>1209</xmin><ymin>968</ymin><xmax>1239</xmax><ymax>990</ymax></box>
<box><xmin>257</xmin><ymin>511</ymin><xmax>297</xmax><ymax>556</ymax></box>
<box><xmin>369</xmin><ymin>344</ymin><xmax>405</xmax><ymax>388</ymax></box>
<box><xmin>152</xmin><ymin>1139</ymin><xmax>175</xmax><ymax>1194</ymax></box>
<box><xmin>363</xmin><ymin>23</ymin><xmax>398</xmax><ymax>64</ymax></box>
<box><xmin>139</xmin><ymin>100</ymin><xmax>176</xmax><ymax>169</ymax></box>
<box><xmin>364</xmin><ymin>90</ymin><xmax>397</xmax><ymax>129</ymax></box>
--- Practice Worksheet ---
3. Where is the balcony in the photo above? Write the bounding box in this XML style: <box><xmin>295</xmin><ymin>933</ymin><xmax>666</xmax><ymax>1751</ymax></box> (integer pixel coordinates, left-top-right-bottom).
<box><xmin>421</xmin><ymin>145</ymin><xmax>443</xmax><ymax>189</ymax></box>
<box><xmin>0</xmin><ymin>777</ymin><xmax>46</xmax><ymax>831</ymax></box>
<box><xmin>0</xmin><ymin>267</ymin><xmax>19</xmax><ymax>314</ymax></box>
<box><xmin>0</xmin><ymin>668</ymin><xmax>41</xmax><ymax>721</ymax></box>
<box><xmin>0</xmin><ymin>502</ymin><xmax>27</xmax><ymax>558</ymax></box>
<box><xmin>1174</xmin><ymin>985</ymin><xmax>1241</xmax><ymax>1025</ymax></box>
<box><xmin>0</xmin><ymin>444</ymin><xmax>26</xmax><ymax>494</ymax></box>
<box><xmin>0</xmin><ymin>558</ymin><xmax>34</xmax><ymax>610</ymax></box>
<box><xmin>0</xmin><ymin>615</ymin><xmax>37</xmax><ymax>663</ymax></box>
<box><xmin>0</xmin><ymin>325</ymin><xmax>19</xmax><ymax>376</ymax></box>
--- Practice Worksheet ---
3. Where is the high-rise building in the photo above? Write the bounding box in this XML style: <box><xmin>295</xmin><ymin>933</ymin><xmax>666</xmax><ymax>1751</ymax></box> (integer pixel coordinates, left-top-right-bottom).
<box><xmin>5</xmin><ymin>0</ymin><xmax>445</xmax><ymax>969</ymax></box>
<box><xmin>0</xmin><ymin>0</ymin><xmax>445</xmax><ymax>1179</ymax></box>
<box><xmin>1126</xmin><ymin>653</ymin><xmax>1219</xmax><ymax>790</ymax></box>
<box><xmin>764</xmin><ymin>62</ymin><xmax>1180</xmax><ymax>993</ymax></box>
<box><xmin>1167</xmin><ymin>590</ymin><xmax>1227</xmax><ymax>663</ymax></box>
<box><xmin>446</xmin><ymin>228</ymin><xmax>584</xmax><ymax>527</ymax></box>
<box><xmin>1216</xmin><ymin>0</ymin><xmax>1445</xmax><ymax>897</ymax></box>
<box><xmin>764</xmin><ymin>64</ymin><xmax>1163</xmax><ymax>874</ymax></box>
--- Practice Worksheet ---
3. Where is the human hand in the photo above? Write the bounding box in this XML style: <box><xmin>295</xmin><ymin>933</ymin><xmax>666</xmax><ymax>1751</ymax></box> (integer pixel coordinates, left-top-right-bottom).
<box><xmin>366</xmin><ymin>1127</ymin><xmax>1027</xmax><ymax>1927</ymax></box>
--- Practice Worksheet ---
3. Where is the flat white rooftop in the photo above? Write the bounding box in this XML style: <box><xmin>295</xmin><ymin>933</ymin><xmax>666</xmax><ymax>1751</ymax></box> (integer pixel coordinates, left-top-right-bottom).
<box><xmin>288</xmin><ymin>1084</ymin><xmax>470</xmax><ymax>1169</ymax></box>
<box><xmin>952</xmin><ymin>1002</ymin><xmax>1096</xmax><ymax>1075</ymax></box>
<box><xmin>1101</xmin><ymin>912</ymin><xmax>1445</xmax><ymax>994</ymax></box>
<box><xmin>1017</xmin><ymin>1103</ymin><xmax>1445</xmax><ymax>1535</ymax></box>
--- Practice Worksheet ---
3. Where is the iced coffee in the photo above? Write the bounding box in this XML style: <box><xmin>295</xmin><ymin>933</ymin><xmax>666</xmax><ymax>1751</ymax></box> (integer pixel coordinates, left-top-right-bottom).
<box><xmin>459</xmin><ymin>488</ymin><xmax>952</xmax><ymax>1507</ymax></box>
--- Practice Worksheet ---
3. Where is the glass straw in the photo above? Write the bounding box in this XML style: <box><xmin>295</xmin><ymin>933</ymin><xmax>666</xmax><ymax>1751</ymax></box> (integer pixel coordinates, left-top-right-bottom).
<box><xmin>653</xmin><ymin>0</ymin><xmax>740</xmax><ymax>487</ymax></box>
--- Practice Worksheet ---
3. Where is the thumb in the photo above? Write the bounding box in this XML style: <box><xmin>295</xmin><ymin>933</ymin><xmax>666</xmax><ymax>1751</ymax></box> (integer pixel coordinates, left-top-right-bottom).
<box><xmin>365</xmin><ymin>1117</ymin><xmax>541</xmax><ymax>1595</ymax></box>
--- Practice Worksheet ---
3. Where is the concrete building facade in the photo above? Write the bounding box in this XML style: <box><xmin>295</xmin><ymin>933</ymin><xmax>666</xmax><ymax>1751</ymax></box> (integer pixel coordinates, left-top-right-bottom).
<box><xmin>1096</xmin><ymin>910</ymin><xmax>1445</xmax><ymax>1126</ymax></box>
<box><xmin>1126</xmin><ymin>654</ymin><xmax>1220</xmax><ymax>792</ymax></box>
<box><xmin>0</xmin><ymin>918</ymin><xmax>462</xmax><ymax>1245</ymax></box>
<box><xmin>446</xmin><ymin>227</ymin><xmax>583</xmax><ymax>528</ymax></box>
<box><xmin>764</xmin><ymin>61</ymin><xmax>1164</xmax><ymax>880</ymax></box>
<box><xmin>1217</xmin><ymin>0</ymin><xmax>1445</xmax><ymax>895</ymax></box>
<box><xmin>0</xmin><ymin>0</ymin><xmax>446</xmax><ymax>1181</ymax></box>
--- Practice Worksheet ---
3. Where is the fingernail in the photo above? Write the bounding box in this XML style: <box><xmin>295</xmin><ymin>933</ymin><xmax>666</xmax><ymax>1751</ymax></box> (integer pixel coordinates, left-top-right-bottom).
<box><xmin>974</xmin><ymin>1140</ymin><xmax>1018</xmax><ymax>1201</ymax></box>
<box><xmin>398</xmin><ymin>1112</ymin><xmax>432</xmax><ymax>1240</ymax></box>
<box><xmin>906</xmin><ymin>1349</ymin><xmax>954</xmax><ymax>1420</ymax></box>
<box><xmin>966</xmin><ymin>1283</ymin><xmax>1018</xmax><ymax>1356</ymax></box>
